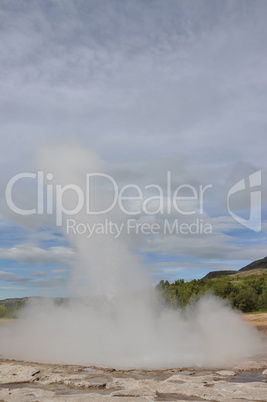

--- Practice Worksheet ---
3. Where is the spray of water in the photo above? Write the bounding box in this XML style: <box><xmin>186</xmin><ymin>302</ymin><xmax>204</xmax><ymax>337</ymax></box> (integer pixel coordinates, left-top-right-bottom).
<box><xmin>0</xmin><ymin>145</ymin><xmax>264</xmax><ymax>368</ymax></box>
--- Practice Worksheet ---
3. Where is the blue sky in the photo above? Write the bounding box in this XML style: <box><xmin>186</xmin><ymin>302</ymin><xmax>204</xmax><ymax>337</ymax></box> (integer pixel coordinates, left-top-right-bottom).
<box><xmin>0</xmin><ymin>0</ymin><xmax>267</xmax><ymax>299</ymax></box>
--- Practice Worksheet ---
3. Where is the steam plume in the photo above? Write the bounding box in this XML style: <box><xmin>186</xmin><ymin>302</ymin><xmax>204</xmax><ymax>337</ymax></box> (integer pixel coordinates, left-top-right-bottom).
<box><xmin>0</xmin><ymin>145</ymin><xmax>263</xmax><ymax>368</ymax></box>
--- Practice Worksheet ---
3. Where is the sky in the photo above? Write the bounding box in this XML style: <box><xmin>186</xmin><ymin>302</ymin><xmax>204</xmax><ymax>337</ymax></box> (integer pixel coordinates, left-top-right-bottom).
<box><xmin>0</xmin><ymin>0</ymin><xmax>267</xmax><ymax>299</ymax></box>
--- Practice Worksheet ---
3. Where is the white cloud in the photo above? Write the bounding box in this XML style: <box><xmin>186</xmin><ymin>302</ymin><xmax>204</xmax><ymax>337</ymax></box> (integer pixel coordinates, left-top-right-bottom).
<box><xmin>0</xmin><ymin>271</ymin><xmax>27</xmax><ymax>282</ymax></box>
<box><xmin>0</xmin><ymin>0</ymin><xmax>266</xmax><ymax>164</ymax></box>
<box><xmin>51</xmin><ymin>269</ymin><xmax>70</xmax><ymax>275</ymax></box>
<box><xmin>0</xmin><ymin>269</ymin><xmax>69</xmax><ymax>290</ymax></box>
<box><xmin>30</xmin><ymin>271</ymin><xmax>46</xmax><ymax>278</ymax></box>
<box><xmin>0</xmin><ymin>245</ymin><xmax>75</xmax><ymax>265</ymax></box>
<box><xmin>0</xmin><ymin>286</ymin><xmax>27</xmax><ymax>291</ymax></box>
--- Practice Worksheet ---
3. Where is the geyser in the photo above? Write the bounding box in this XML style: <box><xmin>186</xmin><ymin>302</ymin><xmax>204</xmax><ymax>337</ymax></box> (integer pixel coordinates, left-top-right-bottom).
<box><xmin>0</xmin><ymin>144</ymin><xmax>264</xmax><ymax>369</ymax></box>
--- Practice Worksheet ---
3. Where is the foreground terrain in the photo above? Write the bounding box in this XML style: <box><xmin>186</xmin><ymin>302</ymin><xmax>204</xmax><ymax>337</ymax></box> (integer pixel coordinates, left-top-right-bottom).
<box><xmin>0</xmin><ymin>314</ymin><xmax>266</xmax><ymax>401</ymax></box>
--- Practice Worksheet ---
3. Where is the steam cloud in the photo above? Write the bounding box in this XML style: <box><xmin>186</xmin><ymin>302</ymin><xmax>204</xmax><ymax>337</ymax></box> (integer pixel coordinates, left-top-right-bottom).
<box><xmin>0</xmin><ymin>145</ymin><xmax>264</xmax><ymax>368</ymax></box>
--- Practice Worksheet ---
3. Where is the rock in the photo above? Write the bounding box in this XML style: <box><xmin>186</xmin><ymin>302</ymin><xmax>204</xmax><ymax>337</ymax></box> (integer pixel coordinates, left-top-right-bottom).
<box><xmin>56</xmin><ymin>395</ymin><xmax>149</xmax><ymax>401</ymax></box>
<box><xmin>231</xmin><ymin>358</ymin><xmax>267</xmax><ymax>371</ymax></box>
<box><xmin>83</xmin><ymin>367</ymin><xmax>105</xmax><ymax>375</ymax></box>
<box><xmin>0</xmin><ymin>387</ymin><xmax>55</xmax><ymax>402</ymax></box>
<box><xmin>111</xmin><ymin>388</ymin><xmax>157</xmax><ymax>398</ymax></box>
<box><xmin>106</xmin><ymin>377</ymin><xmax>137</xmax><ymax>390</ymax></box>
<box><xmin>216</xmin><ymin>370</ymin><xmax>236</xmax><ymax>376</ymax></box>
<box><xmin>0</xmin><ymin>363</ymin><xmax>40</xmax><ymax>384</ymax></box>
<box><xmin>110</xmin><ymin>378</ymin><xmax>158</xmax><ymax>398</ymax></box>
<box><xmin>63</xmin><ymin>379</ymin><xmax>106</xmax><ymax>388</ymax></box>
<box><xmin>41</xmin><ymin>372</ymin><xmax>107</xmax><ymax>388</ymax></box>
<box><xmin>1</xmin><ymin>359</ymin><xmax>267</xmax><ymax>401</ymax></box>
<box><xmin>157</xmin><ymin>375</ymin><xmax>267</xmax><ymax>401</ymax></box>
<box><xmin>165</xmin><ymin>373</ymin><xmax>218</xmax><ymax>383</ymax></box>
<box><xmin>0</xmin><ymin>388</ymin><xmax>149</xmax><ymax>401</ymax></box>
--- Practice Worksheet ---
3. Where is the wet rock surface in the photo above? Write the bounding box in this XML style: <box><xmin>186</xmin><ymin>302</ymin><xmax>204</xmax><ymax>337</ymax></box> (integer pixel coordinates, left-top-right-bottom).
<box><xmin>0</xmin><ymin>357</ymin><xmax>267</xmax><ymax>401</ymax></box>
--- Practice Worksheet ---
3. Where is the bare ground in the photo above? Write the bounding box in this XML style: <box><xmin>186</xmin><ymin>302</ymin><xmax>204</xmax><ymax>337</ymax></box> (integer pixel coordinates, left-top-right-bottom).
<box><xmin>243</xmin><ymin>313</ymin><xmax>267</xmax><ymax>335</ymax></box>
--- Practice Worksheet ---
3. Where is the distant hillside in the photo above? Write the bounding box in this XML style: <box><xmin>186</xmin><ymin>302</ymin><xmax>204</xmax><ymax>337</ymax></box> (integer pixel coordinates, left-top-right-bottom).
<box><xmin>0</xmin><ymin>298</ymin><xmax>26</xmax><ymax>318</ymax></box>
<box><xmin>204</xmin><ymin>270</ymin><xmax>237</xmax><ymax>279</ymax></box>
<box><xmin>0</xmin><ymin>297</ymin><xmax>68</xmax><ymax>318</ymax></box>
<box><xmin>231</xmin><ymin>268</ymin><xmax>267</xmax><ymax>278</ymax></box>
<box><xmin>203</xmin><ymin>256</ymin><xmax>267</xmax><ymax>279</ymax></box>
<box><xmin>0</xmin><ymin>297</ymin><xmax>28</xmax><ymax>309</ymax></box>
<box><xmin>239</xmin><ymin>256</ymin><xmax>267</xmax><ymax>272</ymax></box>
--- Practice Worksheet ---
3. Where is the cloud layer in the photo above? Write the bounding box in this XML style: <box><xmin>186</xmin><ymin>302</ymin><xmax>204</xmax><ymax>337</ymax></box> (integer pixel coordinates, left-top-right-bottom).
<box><xmin>0</xmin><ymin>0</ymin><xmax>267</xmax><ymax>296</ymax></box>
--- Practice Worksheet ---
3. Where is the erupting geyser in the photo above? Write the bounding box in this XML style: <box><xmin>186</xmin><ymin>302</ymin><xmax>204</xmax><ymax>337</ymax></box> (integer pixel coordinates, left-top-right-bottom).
<box><xmin>0</xmin><ymin>145</ymin><xmax>264</xmax><ymax>368</ymax></box>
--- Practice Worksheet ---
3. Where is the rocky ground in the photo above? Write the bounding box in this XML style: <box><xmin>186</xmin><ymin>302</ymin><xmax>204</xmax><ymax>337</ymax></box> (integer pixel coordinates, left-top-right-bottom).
<box><xmin>0</xmin><ymin>314</ymin><xmax>266</xmax><ymax>401</ymax></box>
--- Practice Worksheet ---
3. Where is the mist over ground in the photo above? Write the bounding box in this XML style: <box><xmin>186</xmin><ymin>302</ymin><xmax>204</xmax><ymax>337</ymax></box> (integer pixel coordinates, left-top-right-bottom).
<box><xmin>0</xmin><ymin>293</ymin><xmax>263</xmax><ymax>369</ymax></box>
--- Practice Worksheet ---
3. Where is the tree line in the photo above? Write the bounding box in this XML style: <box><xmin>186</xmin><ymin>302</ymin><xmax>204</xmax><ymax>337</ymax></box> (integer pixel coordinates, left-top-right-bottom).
<box><xmin>156</xmin><ymin>273</ymin><xmax>267</xmax><ymax>313</ymax></box>
<box><xmin>0</xmin><ymin>275</ymin><xmax>266</xmax><ymax>318</ymax></box>
<box><xmin>0</xmin><ymin>299</ymin><xmax>25</xmax><ymax>318</ymax></box>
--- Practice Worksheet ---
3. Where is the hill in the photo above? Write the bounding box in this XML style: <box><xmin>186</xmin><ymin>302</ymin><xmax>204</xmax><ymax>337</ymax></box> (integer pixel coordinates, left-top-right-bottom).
<box><xmin>0</xmin><ymin>297</ymin><xmax>67</xmax><ymax>318</ymax></box>
<box><xmin>239</xmin><ymin>256</ymin><xmax>267</xmax><ymax>272</ymax></box>
<box><xmin>203</xmin><ymin>256</ymin><xmax>267</xmax><ymax>279</ymax></box>
<box><xmin>204</xmin><ymin>270</ymin><xmax>237</xmax><ymax>279</ymax></box>
<box><xmin>231</xmin><ymin>268</ymin><xmax>267</xmax><ymax>278</ymax></box>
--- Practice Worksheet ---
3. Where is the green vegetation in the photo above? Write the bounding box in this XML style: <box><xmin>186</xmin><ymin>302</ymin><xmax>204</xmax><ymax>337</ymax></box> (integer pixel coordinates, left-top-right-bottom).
<box><xmin>0</xmin><ymin>275</ymin><xmax>266</xmax><ymax>318</ymax></box>
<box><xmin>0</xmin><ymin>299</ymin><xmax>26</xmax><ymax>318</ymax></box>
<box><xmin>0</xmin><ymin>305</ymin><xmax>8</xmax><ymax>318</ymax></box>
<box><xmin>156</xmin><ymin>273</ymin><xmax>267</xmax><ymax>313</ymax></box>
